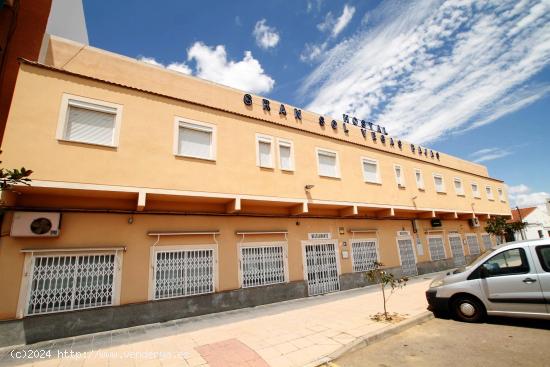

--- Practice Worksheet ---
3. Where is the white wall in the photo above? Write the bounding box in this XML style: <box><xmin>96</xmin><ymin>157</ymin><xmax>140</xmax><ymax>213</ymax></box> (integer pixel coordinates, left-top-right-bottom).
<box><xmin>46</xmin><ymin>0</ymin><xmax>89</xmax><ymax>45</ymax></box>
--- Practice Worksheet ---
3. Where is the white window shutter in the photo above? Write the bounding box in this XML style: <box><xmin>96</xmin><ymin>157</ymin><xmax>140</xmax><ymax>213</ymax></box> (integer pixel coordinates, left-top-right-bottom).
<box><xmin>279</xmin><ymin>145</ymin><xmax>292</xmax><ymax>170</ymax></box>
<box><xmin>363</xmin><ymin>161</ymin><xmax>378</xmax><ymax>182</ymax></box>
<box><xmin>65</xmin><ymin>105</ymin><xmax>116</xmax><ymax>145</ymax></box>
<box><xmin>318</xmin><ymin>152</ymin><xmax>337</xmax><ymax>177</ymax></box>
<box><xmin>258</xmin><ymin>141</ymin><xmax>272</xmax><ymax>167</ymax></box>
<box><xmin>179</xmin><ymin>126</ymin><xmax>212</xmax><ymax>159</ymax></box>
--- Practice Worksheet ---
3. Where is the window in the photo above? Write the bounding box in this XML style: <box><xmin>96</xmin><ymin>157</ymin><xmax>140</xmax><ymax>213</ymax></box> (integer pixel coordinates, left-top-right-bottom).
<box><xmin>415</xmin><ymin>169</ymin><xmax>424</xmax><ymax>190</ymax></box>
<box><xmin>471</xmin><ymin>183</ymin><xmax>480</xmax><ymax>198</ymax></box>
<box><xmin>427</xmin><ymin>235</ymin><xmax>447</xmax><ymax>261</ymax></box>
<box><xmin>174</xmin><ymin>118</ymin><xmax>216</xmax><ymax>160</ymax></box>
<box><xmin>240</xmin><ymin>242</ymin><xmax>287</xmax><ymax>288</ymax></box>
<box><xmin>486</xmin><ymin>186</ymin><xmax>494</xmax><ymax>200</ymax></box>
<box><xmin>153</xmin><ymin>247</ymin><xmax>215</xmax><ymax>300</ymax></box>
<box><xmin>454</xmin><ymin>178</ymin><xmax>464</xmax><ymax>195</ymax></box>
<box><xmin>256</xmin><ymin>135</ymin><xmax>274</xmax><ymax>168</ymax></box>
<box><xmin>394</xmin><ymin>165</ymin><xmax>405</xmax><ymax>187</ymax></box>
<box><xmin>482</xmin><ymin>248</ymin><xmax>529</xmax><ymax>277</ymax></box>
<box><xmin>466</xmin><ymin>234</ymin><xmax>481</xmax><ymax>255</ymax></box>
<box><xmin>498</xmin><ymin>188</ymin><xmax>505</xmax><ymax>202</ymax></box>
<box><xmin>57</xmin><ymin>94</ymin><xmax>122</xmax><ymax>147</ymax></box>
<box><xmin>316</xmin><ymin>148</ymin><xmax>340</xmax><ymax>178</ymax></box>
<box><xmin>351</xmin><ymin>239</ymin><xmax>379</xmax><ymax>272</ymax></box>
<box><xmin>535</xmin><ymin>245</ymin><xmax>550</xmax><ymax>272</ymax></box>
<box><xmin>277</xmin><ymin>139</ymin><xmax>294</xmax><ymax>171</ymax></box>
<box><xmin>433</xmin><ymin>174</ymin><xmax>445</xmax><ymax>193</ymax></box>
<box><xmin>481</xmin><ymin>233</ymin><xmax>493</xmax><ymax>250</ymax></box>
<box><xmin>538</xmin><ymin>230</ymin><xmax>544</xmax><ymax>239</ymax></box>
<box><xmin>26</xmin><ymin>253</ymin><xmax>118</xmax><ymax>315</ymax></box>
<box><xmin>361</xmin><ymin>157</ymin><xmax>380</xmax><ymax>183</ymax></box>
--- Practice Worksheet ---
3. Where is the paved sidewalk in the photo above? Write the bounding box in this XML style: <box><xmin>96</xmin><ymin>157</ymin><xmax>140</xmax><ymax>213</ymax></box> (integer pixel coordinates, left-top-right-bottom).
<box><xmin>0</xmin><ymin>275</ymin><xmax>436</xmax><ymax>367</ymax></box>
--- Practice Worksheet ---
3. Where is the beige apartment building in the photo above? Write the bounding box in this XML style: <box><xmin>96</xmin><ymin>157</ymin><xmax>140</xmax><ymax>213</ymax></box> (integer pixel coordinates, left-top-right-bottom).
<box><xmin>0</xmin><ymin>36</ymin><xmax>511</xmax><ymax>345</ymax></box>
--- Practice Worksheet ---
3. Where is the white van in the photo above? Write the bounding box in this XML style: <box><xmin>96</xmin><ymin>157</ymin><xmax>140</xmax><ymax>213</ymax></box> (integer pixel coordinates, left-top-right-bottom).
<box><xmin>426</xmin><ymin>239</ymin><xmax>550</xmax><ymax>322</ymax></box>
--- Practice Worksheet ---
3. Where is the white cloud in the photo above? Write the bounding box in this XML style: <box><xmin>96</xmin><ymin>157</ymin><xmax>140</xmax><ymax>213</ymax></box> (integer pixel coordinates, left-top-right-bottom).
<box><xmin>138</xmin><ymin>56</ymin><xmax>192</xmax><ymax>75</ymax></box>
<box><xmin>318</xmin><ymin>4</ymin><xmax>356</xmax><ymax>38</ymax></box>
<box><xmin>307</xmin><ymin>0</ymin><xmax>324</xmax><ymax>13</ymax></box>
<box><xmin>187</xmin><ymin>42</ymin><xmax>275</xmax><ymax>94</ymax></box>
<box><xmin>300</xmin><ymin>42</ymin><xmax>328</xmax><ymax>63</ymax></box>
<box><xmin>507</xmin><ymin>184</ymin><xmax>550</xmax><ymax>207</ymax></box>
<box><xmin>253</xmin><ymin>19</ymin><xmax>280</xmax><ymax>50</ymax></box>
<box><xmin>138</xmin><ymin>56</ymin><xmax>163</xmax><ymax>67</ymax></box>
<box><xmin>469</xmin><ymin>147</ymin><xmax>512</xmax><ymax>163</ymax></box>
<box><xmin>166</xmin><ymin>62</ymin><xmax>192</xmax><ymax>75</ymax></box>
<box><xmin>301</xmin><ymin>0</ymin><xmax>550</xmax><ymax>144</ymax></box>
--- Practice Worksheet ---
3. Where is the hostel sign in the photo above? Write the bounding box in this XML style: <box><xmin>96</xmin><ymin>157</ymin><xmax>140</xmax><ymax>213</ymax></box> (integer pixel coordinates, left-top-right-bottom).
<box><xmin>243</xmin><ymin>94</ymin><xmax>440</xmax><ymax>161</ymax></box>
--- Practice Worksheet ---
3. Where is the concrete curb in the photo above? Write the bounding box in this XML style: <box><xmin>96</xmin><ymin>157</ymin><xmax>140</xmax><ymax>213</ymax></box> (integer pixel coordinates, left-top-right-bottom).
<box><xmin>306</xmin><ymin>311</ymin><xmax>435</xmax><ymax>367</ymax></box>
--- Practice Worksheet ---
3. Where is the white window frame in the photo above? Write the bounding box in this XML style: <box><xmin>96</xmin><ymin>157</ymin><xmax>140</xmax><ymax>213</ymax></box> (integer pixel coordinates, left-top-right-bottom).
<box><xmin>394</xmin><ymin>164</ymin><xmax>405</xmax><ymax>187</ymax></box>
<box><xmin>433</xmin><ymin>173</ymin><xmax>446</xmax><ymax>193</ymax></box>
<box><xmin>350</xmin><ymin>238</ymin><xmax>380</xmax><ymax>273</ymax></box>
<box><xmin>256</xmin><ymin>134</ymin><xmax>275</xmax><ymax>168</ymax></box>
<box><xmin>238</xmin><ymin>241</ymin><xmax>289</xmax><ymax>288</ymax></box>
<box><xmin>148</xmin><ymin>244</ymin><xmax>218</xmax><ymax>301</ymax></box>
<box><xmin>485</xmin><ymin>185</ymin><xmax>494</xmax><ymax>201</ymax></box>
<box><xmin>454</xmin><ymin>177</ymin><xmax>464</xmax><ymax>196</ymax></box>
<box><xmin>414</xmin><ymin>168</ymin><xmax>425</xmax><ymax>190</ymax></box>
<box><xmin>316</xmin><ymin>147</ymin><xmax>341</xmax><ymax>178</ymax></box>
<box><xmin>498</xmin><ymin>188</ymin><xmax>505</xmax><ymax>202</ymax></box>
<box><xmin>17</xmin><ymin>249</ymin><xmax>123</xmax><ymax>318</ymax></box>
<box><xmin>173</xmin><ymin>117</ymin><xmax>217</xmax><ymax>161</ymax></box>
<box><xmin>277</xmin><ymin>138</ymin><xmax>295</xmax><ymax>171</ymax></box>
<box><xmin>360</xmin><ymin>157</ymin><xmax>381</xmax><ymax>184</ymax></box>
<box><xmin>56</xmin><ymin>93</ymin><xmax>123</xmax><ymax>148</ymax></box>
<box><xmin>426</xmin><ymin>234</ymin><xmax>448</xmax><ymax>261</ymax></box>
<box><xmin>395</xmin><ymin>233</ymin><xmax>418</xmax><ymax>276</ymax></box>
<box><xmin>471</xmin><ymin>182</ymin><xmax>481</xmax><ymax>198</ymax></box>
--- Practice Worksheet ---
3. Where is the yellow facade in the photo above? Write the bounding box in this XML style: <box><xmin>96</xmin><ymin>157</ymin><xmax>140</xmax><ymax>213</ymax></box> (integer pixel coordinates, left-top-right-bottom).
<box><xmin>0</xmin><ymin>36</ymin><xmax>510</xmax><ymax>322</ymax></box>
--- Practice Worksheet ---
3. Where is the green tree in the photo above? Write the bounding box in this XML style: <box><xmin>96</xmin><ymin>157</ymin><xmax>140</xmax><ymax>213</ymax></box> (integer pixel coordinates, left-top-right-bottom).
<box><xmin>485</xmin><ymin>216</ymin><xmax>526</xmax><ymax>243</ymax></box>
<box><xmin>0</xmin><ymin>152</ymin><xmax>33</xmax><ymax>206</ymax></box>
<box><xmin>366</xmin><ymin>262</ymin><xmax>408</xmax><ymax>321</ymax></box>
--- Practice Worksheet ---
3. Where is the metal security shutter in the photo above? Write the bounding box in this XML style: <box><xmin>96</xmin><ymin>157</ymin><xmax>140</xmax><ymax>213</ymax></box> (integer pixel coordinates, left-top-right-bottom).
<box><xmin>304</xmin><ymin>241</ymin><xmax>340</xmax><ymax>296</ymax></box>
<box><xmin>351</xmin><ymin>239</ymin><xmax>378</xmax><ymax>272</ymax></box>
<box><xmin>397</xmin><ymin>237</ymin><xmax>418</xmax><ymax>277</ymax></box>
<box><xmin>427</xmin><ymin>236</ymin><xmax>446</xmax><ymax>261</ymax></box>
<box><xmin>241</xmin><ymin>243</ymin><xmax>286</xmax><ymax>288</ymax></box>
<box><xmin>481</xmin><ymin>234</ymin><xmax>492</xmax><ymax>250</ymax></box>
<box><xmin>362</xmin><ymin>160</ymin><xmax>378</xmax><ymax>182</ymax></box>
<box><xmin>318</xmin><ymin>151</ymin><xmax>337</xmax><ymax>177</ymax></box>
<box><xmin>449</xmin><ymin>235</ymin><xmax>466</xmax><ymax>266</ymax></box>
<box><xmin>27</xmin><ymin>254</ymin><xmax>116</xmax><ymax>315</ymax></box>
<box><xmin>466</xmin><ymin>235</ymin><xmax>480</xmax><ymax>255</ymax></box>
<box><xmin>65</xmin><ymin>103</ymin><xmax>116</xmax><ymax>145</ymax></box>
<box><xmin>178</xmin><ymin>124</ymin><xmax>213</xmax><ymax>159</ymax></box>
<box><xmin>154</xmin><ymin>248</ymin><xmax>214</xmax><ymax>299</ymax></box>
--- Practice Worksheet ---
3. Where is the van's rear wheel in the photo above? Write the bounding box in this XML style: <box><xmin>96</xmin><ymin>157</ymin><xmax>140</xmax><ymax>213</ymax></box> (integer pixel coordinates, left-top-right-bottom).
<box><xmin>452</xmin><ymin>295</ymin><xmax>485</xmax><ymax>323</ymax></box>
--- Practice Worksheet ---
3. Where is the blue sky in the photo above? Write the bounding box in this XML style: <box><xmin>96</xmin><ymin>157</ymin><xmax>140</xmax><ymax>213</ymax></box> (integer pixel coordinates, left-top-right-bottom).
<box><xmin>83</xmin><ymin>0</ymin><xmax>550</xmax><ymax>208</ymax></box>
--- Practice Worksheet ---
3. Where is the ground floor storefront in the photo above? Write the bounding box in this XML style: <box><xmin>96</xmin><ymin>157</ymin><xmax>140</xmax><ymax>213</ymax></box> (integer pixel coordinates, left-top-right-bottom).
<box><xmin>0</xmin><ymin>212</ymin><xmax>494</xmax><ymax>347</ymax></box>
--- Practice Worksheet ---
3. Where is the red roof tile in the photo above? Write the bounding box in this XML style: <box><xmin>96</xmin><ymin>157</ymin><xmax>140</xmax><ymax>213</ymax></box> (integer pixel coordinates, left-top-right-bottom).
<box><xmin>508</xmin><ymin>207</ymin><xmax>536</xmax><ymax>223</ymax></box>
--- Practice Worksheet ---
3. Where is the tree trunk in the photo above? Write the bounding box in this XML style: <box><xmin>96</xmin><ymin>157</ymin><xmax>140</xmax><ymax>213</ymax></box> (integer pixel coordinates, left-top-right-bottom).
<box><xmin>381</xmin><ymin>282</ymin><xmax>387</xmax><ymax>319</ymax></box>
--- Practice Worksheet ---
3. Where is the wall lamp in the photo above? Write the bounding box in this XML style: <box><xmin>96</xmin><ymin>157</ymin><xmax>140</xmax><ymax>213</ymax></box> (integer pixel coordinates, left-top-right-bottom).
<box><xmin>304</xmin><ymin>184</ymin><xmax>315</xmax><ymax>191</ymax></box>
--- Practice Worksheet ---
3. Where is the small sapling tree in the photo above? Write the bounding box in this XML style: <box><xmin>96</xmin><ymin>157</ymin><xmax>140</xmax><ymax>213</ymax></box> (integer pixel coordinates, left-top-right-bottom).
<box><xmin>366</xmin><ymin>261</ymin><xmax>408</xmax><ymax>321</ymax></box>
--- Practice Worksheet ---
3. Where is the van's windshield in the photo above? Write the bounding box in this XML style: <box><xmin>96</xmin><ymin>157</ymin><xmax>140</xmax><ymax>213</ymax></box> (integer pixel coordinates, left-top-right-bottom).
<box><xmin>453</xmin><ymin>248</ymin><xmax>496</xmax><ymax>274</ymax></box>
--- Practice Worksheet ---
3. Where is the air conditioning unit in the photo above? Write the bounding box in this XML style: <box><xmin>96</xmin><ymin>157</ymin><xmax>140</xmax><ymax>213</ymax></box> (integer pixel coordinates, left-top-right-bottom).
<box><xmin>397</xmin><ymin>230</ymin><xmax>410</xmax><ymax>237</ymax></box>
<box><xmin>10</xmin><ymin>212</ymin><xmax>61</xmax><ymax>237</ymax></box>
<box><xmin>468</xmin><ymin>217</ymin><xmax>480</xmax><ymax>228</ymax></box>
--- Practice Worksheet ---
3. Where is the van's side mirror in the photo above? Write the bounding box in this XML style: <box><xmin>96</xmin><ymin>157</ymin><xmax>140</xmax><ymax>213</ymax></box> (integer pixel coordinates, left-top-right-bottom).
<box><xmin>479</xmin><ymin>265</ymin><xmax>489</xmax><ymax>279</ymax></box>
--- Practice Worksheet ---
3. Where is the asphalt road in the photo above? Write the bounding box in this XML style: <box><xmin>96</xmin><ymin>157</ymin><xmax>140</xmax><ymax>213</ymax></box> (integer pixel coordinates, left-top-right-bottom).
<box><xmin>331</xmin><ymin>316</ymin><xmax>550</xmax><ymax>367</ymax></box>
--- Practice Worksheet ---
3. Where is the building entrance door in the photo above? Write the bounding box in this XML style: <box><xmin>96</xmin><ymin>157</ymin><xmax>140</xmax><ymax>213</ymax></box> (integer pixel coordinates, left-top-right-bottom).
<box><xmin>449</xmin><ymin>234</ymin><xmax>466</xmax><ymax>266</ymax></box>
<box><xmin>396</xmin><ymin>235</ymin><xmax>418</xmax><ymax>277</ymax></box>
<box><xmin>302</xmin><ymin>241</ymin><xmax>340</xmax><ymax>296</ymax></box>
